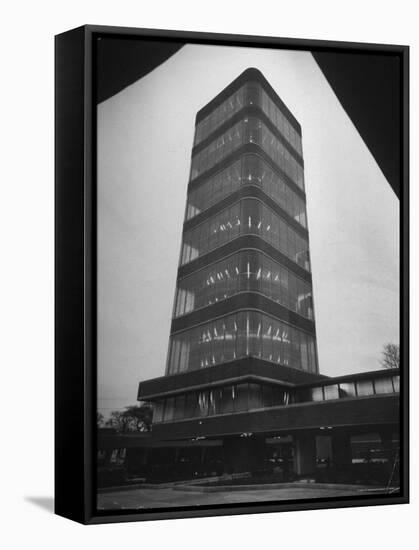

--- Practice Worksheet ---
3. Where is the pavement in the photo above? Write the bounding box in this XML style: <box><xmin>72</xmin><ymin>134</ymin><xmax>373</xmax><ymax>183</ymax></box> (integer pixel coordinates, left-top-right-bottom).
<box><xmin>97</xmin><ymin>482</ymin><xmax>393</xmax><ymax>511</ymax></box>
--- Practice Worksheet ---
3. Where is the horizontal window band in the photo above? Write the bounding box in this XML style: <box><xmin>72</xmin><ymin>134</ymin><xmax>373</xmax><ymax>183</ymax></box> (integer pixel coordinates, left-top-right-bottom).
<box><xmin>138</xmin><ymin>356</ymin><xmax>325</xmax><ymax>401</ymax></box>
<box><xmin>151</xmin><ymin>395</ymin><xmax>400</xmax><ymax>440</ymax></box>
<box><xmin>182</xmin><ymin>186</ymin><xmax>309</xmax><ymax>239</ymax></box>
<box><xmin>137</xmin><ymin>374</ymin><xmax>296</xmax><ymax>401</ymax></box>
<box><xmin>188</xmin><ymin>143</ymin><xmax>306</xmax><ymax>200</ymax></box>
<box><xmin>195</xmin><ymin>68</ymin><xmax>302</xmax><ymax>135</ymax></box>
<box><xmin>177</xmin><ymin>235</ymin><xmax>312</xmax><ymax>283</ymax></box>
<box><xmin>170</xmin><ymin>293</ymin><xmax>316</xmax><ymax>335</ymax></box>
<box><xmin>192</xmin><ymin>105</ymin><xmax>304</xmax><ymax>167</ymax></box>
<box><xmin>143</xmin><ymin>368</ymin><xmax>400</xmax><ymax>401</ymax></box>
<box><xmin>174</xmin><ymin>250</ymin><xmax>314</xmax><ymax>325</ymax></box>
<box><xmin>138</xmin><ymin>364</ymin><xmax>399</xmax><ymax>401</ymax></box>
<box><xmin>173</xmin><ymin>288</ymin><xmax>313</xmax><ymax>325</ymax></box>
<box><xmin>176</xmin><ymin>247</ymin><xmax>311</xmax><ymax>285</ymax></box>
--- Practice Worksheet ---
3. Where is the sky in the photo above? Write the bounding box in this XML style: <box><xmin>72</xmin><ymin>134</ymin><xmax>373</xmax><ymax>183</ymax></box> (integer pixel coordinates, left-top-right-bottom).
<box><xmin>97</xmin><ymin>44</ymin><xmax>399</xmax><ymax>416</ymax></box>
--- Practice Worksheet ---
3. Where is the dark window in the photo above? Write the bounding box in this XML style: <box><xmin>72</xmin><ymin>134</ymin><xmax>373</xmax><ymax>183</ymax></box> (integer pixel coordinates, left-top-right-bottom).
<box><xmin>153</xmin><ymin>401</ymin><xmax>164</xmax><ymax>423</ymax></box>
<box><xmin>173</xmin><ymin>395</ymin><xmax>186</xmax><ymax>420</ymax></box>
<box><xmin>234</xmin><ymin>383</ymin><xmax>249</xmax><ymax>412</ymax></box>
<box><xmin>248</xmin><ymin>383</ymin><xmax>263</xmax><ymax>409</ymax></box>
<box><xmin>221</xmin><ymin>386</ymin><xmax>235</xmax><ymax>413</ymax></box>
<box><xmin>184</xmin><ymin>392</ymin><xmax>198</xmax><ymax>419</ymax></box>
<box><xmin>163</xmin><ymin>397</ymin><xmax>175</xmax><ymax>422</ymax></box>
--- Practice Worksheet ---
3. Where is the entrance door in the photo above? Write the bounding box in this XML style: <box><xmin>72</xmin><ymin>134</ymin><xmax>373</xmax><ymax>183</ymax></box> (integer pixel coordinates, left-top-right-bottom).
<box><xmin>266</xmin><ymin>440</ymin><xmax>295</xmax><ymax>480</ymax></box>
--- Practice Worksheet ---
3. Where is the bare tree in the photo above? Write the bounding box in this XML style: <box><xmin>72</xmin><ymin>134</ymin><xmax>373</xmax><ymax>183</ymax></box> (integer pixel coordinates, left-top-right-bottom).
<box><xmin>380</xmin><ymin>343</ymin><xmax>400</xmax><ymax>369</ymax></box>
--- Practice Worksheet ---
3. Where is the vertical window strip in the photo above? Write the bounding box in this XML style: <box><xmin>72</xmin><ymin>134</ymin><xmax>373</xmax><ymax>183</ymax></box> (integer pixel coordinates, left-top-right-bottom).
<box><xmin>260</xmin><ymin>89</ymin><xmax>303</xmax><ymax>156</ymax></box>
<box><xmin>194</xmin><ymin>85</ymin><xmax>247</xmax><ymax>146</ymax></box>
<box><xmin>186</xmin><ymin>160</ymin><xmax>242</xmax><ymax>220</ymax></box>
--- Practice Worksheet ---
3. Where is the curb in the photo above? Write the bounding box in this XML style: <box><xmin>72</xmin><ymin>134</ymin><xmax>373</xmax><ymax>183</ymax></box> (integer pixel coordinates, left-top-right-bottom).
<box><xmin>99</xmin><ymin>482</ymin><xmax>389</xmax><ymax>494</ymax></box>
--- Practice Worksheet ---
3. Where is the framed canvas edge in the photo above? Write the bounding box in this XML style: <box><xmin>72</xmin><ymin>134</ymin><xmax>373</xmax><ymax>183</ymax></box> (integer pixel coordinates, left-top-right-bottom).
<box><xmin>54</xmin><ymin>24</ymin><xmax>410</xmax><ymax>525</ymax></box>
<box><xmin>55</xmin><ymin>25</ymin><xmax>90</xmax><ymax>524</ymax></box>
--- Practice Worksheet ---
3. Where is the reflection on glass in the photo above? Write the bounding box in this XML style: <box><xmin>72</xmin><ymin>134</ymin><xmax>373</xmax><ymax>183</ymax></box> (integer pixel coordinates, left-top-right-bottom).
<box><xmin>193</xmin><ymin>82</ymin><xmax>303</xmax><ymax>158</ymax></box>
<box><xmin>191</xmin><ymin>120</ymin><xmax>246</xmax><ymax>180</ymax></box>
<box><xmin>153</xmin><ymin>382</ymin><xmax>293</xmax><ymax>423</ymax></box>
<box><xmin>152</xmin><ymin>374</ymin><xmax>399</xmax><ymax>424</ymax></box>
<box><xmin>174</xmin><ymin>250</ymin><xmax>313</xmax><ymax>319</ymax></box>
<box><xmin>167</xmin><ymin>311</ymin><xmax>317</xmax><ymax>375</ymax></box>
<box><xmin>181</xmin><ymin>199</ymin><xmax>310</xmax><ymax>271</ymax></box>
<box><xmin>194</xmin><ymin>84</ymin><xmax>248</xmax><ymax>146</ymax></box>
<box><xmin>191</xmin><ymin>117</ymin><xmax>304</xmax><ymax>190</ymax></box>
<box><xmin>153</xmin><ymin>401</ymin><xmax>164</xmax><ymax>423</ymax></box>
<box><xmin>310</xmin><ymin>387</ymin><xmax>324</xmax><ymax>401</ymax></box>
<box><xmin>244</xmin><ymin>155</ymin><xmax>307</xmax><ymax>226</ymax></box>
<box><xmin>374</xmin><ymin>377</ymin><xmax>395</xmax><ymax>394</ymax></box>
<box><xmin>323</xmin><ymin>384</ymin><xmax>339</xmax><ymax>400</ymax></box>
<box><xmin>186</xmin><ymin>161</ymin><xmax>242</xmax><ymax>220</ymax></box>
<box><xmin>356</xmin><ymin>380</ymin><xmax>374</xmax><ymax>397</ymax></box>
<box><xmin>163</xmin><ymin>397</ymin><xmax>175</xmax><ymax>422</ymax></box>
<box><xmin>260</xmin><ymin>89</ymin><xmax>303</xmax><ymax>155</ymax></box>
<box><xmin>339</xmin><ymin>382</ymin><xmax>356</xmax><ymax>398</ymax></box>
<box><xmin>186</xmin><ymin>154</ymin><xmax>307</xmax><ymax>228</ymax></box>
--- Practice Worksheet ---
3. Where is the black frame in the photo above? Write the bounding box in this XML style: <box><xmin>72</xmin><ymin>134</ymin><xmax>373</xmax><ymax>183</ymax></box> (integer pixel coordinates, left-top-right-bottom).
<box><xmin>55</xmin><ymin>24</ymin><xmax>409</xmax><ymax>524</ymax></box>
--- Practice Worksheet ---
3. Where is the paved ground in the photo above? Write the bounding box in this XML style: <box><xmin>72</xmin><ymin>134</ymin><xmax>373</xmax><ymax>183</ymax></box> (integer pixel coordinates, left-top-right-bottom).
<box><xmin>97</xmin><ymin>483</ymin><xmax>391</xmax><ymax>511</ymax></box>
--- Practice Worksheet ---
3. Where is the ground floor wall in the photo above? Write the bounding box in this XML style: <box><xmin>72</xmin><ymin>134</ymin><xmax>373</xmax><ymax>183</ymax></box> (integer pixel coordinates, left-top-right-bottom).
<box><xmin>98</xmin><ymin>425</ymin><xmax>400</xmax><ymax>488</ymax></box>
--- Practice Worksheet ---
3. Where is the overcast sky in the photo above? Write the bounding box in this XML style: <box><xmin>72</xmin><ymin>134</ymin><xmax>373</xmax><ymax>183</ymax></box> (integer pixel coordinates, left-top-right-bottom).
<box><xmin>97</xmin><ymin>44</ymin><xmax>399</xmax><ymax>416</ymax></box>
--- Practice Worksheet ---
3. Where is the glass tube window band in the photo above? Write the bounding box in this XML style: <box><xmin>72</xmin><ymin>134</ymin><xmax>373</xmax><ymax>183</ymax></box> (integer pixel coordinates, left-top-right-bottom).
<box><xmin>166</xmin><ymin>310</ymin><xmax>318</xmax><ymax>375</ymax></box>
<box><xmin>174</xmin><ymin>250</ymin><xmax>314</xmax><ymax>319</ymax></box>
<box><xmin>186</xmin><ymin>154</ymin><xmax>307</xmax><ymax>228</ymax></box>
<box><xmin>194</xmin><ymin>81</ymin><xmax>303</xmax><ymax>158</ymax></box>
<box><xmin>191</xmin><ymin>116</ymin><xmax>304</xmax><ymax>190</ymax></box>
<box><xmin>180</xmin><ymin>198</ymin><xmax>310</xmax><ymax>271</ymax></box>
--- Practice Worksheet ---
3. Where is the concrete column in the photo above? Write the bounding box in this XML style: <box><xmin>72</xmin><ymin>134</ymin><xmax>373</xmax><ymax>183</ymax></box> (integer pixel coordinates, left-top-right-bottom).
<box><xmin>249</xmin><ymin>435</ymin><xmax>267</xmax><ymax>474</ymax></box>
<box><xmin>331</xmin><ymin>431</ymin><xmax>352</xmax><ymax>468</ymax></box>
<box><xmin>378</xmin><ymin>427</ymin><xmax>396</xmax><ymax>478</ymax></box>
<box><xmin>200</xmin><ymin>446</ymin><xmax>207</xmax><ymax>464</ymax></box>
<box><xmin>294</xmin><ymin>433</ymin><xmax>317</xmax><ymax>477</ymax></box>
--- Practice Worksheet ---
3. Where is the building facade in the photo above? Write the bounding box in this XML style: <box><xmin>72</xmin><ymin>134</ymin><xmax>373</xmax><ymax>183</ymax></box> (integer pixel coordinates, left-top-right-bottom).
<box><xmin>168</xmin><ymin>67</ymin><xmax>317</xmax><ymax>380</ymax></box>
<box><xmin>135</xmin><ymin>69</ymin><xmax>400</xmax><ymax>482</ymax></box>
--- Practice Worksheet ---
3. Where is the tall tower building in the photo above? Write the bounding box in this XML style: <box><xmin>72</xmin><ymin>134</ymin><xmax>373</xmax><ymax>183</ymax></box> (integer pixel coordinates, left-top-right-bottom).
<box><xmin>170</xmin><ymin>67</ymin><xmax>318</xmax><ymax>377</ymax></box>
<box><xmin>138</xmin><ymin>68</ymin><xmax>324</xmax><ymax>474</ymax></box>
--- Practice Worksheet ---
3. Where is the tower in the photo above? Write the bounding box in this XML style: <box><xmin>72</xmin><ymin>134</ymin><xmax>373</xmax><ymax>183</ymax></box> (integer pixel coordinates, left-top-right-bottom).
<box><xmin>169</xmin><ymin>67</ymin><xmax>317</xmax><ymax>378</ymax></box>
<box><xmin>138</xmin><ymin>68</ymin><xmax>322</xmax><ymax>473</ymax></box>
